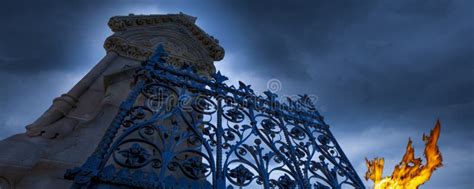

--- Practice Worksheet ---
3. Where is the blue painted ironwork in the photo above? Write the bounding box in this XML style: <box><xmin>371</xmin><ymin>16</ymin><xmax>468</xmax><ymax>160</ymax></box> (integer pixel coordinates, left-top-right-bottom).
<box><xmin>65</xmin><ymin>45</ymin><xmax>365</xmax><ymax>189</ymax></box>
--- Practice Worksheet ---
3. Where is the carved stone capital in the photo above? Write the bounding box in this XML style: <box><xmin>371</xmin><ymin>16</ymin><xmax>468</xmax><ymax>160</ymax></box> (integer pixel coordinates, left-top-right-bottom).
<box><xmin>103</xmin><ymin>37</ymin><xmax>152</xmax><ymax>61</ymax></box>
<box><xmin>103</xmin><ymin>36</ymin><xmax>216</xmax><ymax>75</ymax></box>
<box><xmin>107</xmin><ymin>13</ymin><xmax>224</xmax><ymax>61</ymax></box>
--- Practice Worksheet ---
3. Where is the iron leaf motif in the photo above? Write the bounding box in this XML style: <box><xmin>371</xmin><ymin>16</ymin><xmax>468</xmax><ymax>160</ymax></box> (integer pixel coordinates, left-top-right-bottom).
<box><xmin>118</xmin><ymin>144</ymin><xmax>150</xmax><ymax>166</ymax></box>
<box><xmin>229</xmin><ymin>164</ymin><xmax>254</xmax><ymax>185</ymax></box>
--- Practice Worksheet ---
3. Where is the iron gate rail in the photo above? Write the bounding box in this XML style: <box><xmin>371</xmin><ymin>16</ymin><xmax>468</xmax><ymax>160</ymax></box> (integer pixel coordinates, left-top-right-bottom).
<box><xmin>65</xmin><ymin>46</ymin><xmax>365</xmax><ymax>189</ymax></box>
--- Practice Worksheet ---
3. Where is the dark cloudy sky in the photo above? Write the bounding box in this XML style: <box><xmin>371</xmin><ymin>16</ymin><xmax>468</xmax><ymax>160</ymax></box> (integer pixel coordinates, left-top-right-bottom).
<box><xmin>0</xmin><ymin>0</ymin><xmax>472</xmax><ymax>188</ymax></box>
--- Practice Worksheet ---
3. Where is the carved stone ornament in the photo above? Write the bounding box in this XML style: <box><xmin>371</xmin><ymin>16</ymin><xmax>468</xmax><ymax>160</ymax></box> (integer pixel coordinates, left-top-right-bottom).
<box><xmin>103</xmin><ymin>36</ymin><xmax>216</xmax><ymax>74</ymax></box>
<box><xmin>103</xmin><ymin>37</ymin><xmax>153</xmax><ymax>61</ymax></box>
<box><xmin>107</xmin><ymin>13</ymin><xmax>224</xmax><ymax>61</ymax></box>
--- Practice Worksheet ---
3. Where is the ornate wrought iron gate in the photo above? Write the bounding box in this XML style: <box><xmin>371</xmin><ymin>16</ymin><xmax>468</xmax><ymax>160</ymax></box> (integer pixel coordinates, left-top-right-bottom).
<box><xmin>65</xmin><ymin>46</ymin><xmax>365</xmax><ymax>189</ymax></box>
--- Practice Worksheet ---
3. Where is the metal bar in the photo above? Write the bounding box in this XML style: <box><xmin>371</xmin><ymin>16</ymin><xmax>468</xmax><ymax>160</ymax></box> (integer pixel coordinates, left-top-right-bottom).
<box><xmin>216</xmin><ymin>98</ymin><xmax>225</xmax><ymax>188</ymax></box>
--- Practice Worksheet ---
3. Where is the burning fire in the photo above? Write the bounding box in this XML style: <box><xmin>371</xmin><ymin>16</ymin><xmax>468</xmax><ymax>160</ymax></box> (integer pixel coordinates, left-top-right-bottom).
<box><xmin>365</xmin><ymin>120</ymin><xmax>443</xmax><ymax>189</ymax></box>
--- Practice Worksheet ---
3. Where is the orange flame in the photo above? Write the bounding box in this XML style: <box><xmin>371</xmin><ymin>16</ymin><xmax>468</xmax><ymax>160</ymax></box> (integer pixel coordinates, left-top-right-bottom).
<box><xmin>365</xmin><ymin>120</ymin><xmax>443</xmax><ymax>189</ymax></box>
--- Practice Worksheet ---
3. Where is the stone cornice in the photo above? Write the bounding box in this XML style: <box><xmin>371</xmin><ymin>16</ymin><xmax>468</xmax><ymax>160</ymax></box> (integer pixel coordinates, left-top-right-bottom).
<box><xmin>107</xmin><ymin>13</ymin><xmax>224</xmax><ymax>61</ymax></box>
<box><xmin>103</xmin><ymin>36</ymin><xmax>216</xmax><ymax>74</ymax></box>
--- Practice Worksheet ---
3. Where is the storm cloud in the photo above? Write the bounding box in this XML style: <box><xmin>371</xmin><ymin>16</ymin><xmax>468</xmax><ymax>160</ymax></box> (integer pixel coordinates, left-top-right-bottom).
<box><xmin>0</xmin><ymin>0</ymin><xmax>472</xmax><ymax>188</ymax></box>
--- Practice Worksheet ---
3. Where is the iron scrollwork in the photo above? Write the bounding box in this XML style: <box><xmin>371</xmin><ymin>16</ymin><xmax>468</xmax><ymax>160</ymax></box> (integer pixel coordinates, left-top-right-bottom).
<box><xmin>65</xmin><ymin>45</ymin><xmax>365</xmax><ymax>189</ymax></box>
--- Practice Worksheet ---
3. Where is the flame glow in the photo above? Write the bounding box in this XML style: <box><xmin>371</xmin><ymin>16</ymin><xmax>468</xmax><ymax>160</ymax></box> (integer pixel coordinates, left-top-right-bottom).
<box><xmin>365</xmin><ymin>120</ymin><xmax>443</xmax><ymax>189</ymax></box>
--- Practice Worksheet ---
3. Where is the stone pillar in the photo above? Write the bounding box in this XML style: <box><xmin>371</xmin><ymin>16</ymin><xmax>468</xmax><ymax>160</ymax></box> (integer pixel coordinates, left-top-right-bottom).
<box><xmin>0</xmin><ymin>13</ymin><xmax>224</xmax><ymax>189</ymax></box>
